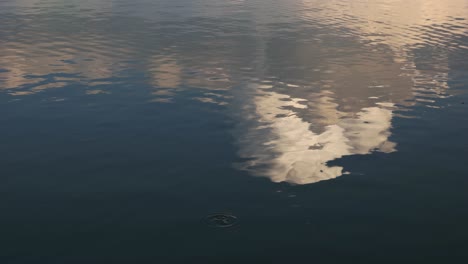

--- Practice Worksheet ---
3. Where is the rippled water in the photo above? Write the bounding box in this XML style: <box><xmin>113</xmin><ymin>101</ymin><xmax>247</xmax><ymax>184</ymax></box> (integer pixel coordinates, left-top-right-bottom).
<box><xmin>2</xmin><ymin>0</ymin><xmax>468</xmax><ymax>262</ymax></box>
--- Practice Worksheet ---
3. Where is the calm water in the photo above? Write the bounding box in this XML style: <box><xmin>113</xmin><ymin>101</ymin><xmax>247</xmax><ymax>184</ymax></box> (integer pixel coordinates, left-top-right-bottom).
<box><xmin>1</xmin><ymin>0</ymin><xmax>468</xmax><ymax>262</ymax></box>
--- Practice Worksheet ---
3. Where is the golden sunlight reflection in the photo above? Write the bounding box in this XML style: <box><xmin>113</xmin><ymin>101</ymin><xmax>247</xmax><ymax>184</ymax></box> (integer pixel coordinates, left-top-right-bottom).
<box><xmin>237</xmin><ymin>84</ymin><xmax>396</xmax><ymax>184</ymax></box>
<box><xmin>149</xmin><ymin>56</ymin><xmax>182</xmax><ymax>103</ymax></box>
<box><xmin>231</xmin><ymin>0</ymin><xmax>468</xmax><ymax>184</ymax></box>
<box><xmin>1</xmin><ymin>0</ymin><xmax>467</xmax><ymax>185</ymax></box>
<box><xmin>0</xmin><ymin>45</ymin><xmax>116</xmax><ymax>95</ymax></box>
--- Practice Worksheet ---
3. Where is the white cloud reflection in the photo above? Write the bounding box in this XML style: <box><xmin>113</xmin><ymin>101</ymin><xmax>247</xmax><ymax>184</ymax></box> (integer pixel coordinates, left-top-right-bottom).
<box><xmin>237</xmin><ymin>84</ymin><xmax>395</xmax><ymax>184</ymax></box>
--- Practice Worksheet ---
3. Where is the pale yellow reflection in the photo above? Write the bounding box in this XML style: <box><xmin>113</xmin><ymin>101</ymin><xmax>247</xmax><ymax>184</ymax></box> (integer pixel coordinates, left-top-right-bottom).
<box><xmin>149</xmin><ymin>56</ymin><xmax>181</xmax><ymax>102</ymax></box>
<box><xmin>1</xmin><ymin>0</ymin><xmax>465</xmax><ymax>185</ymax></box>
<box><xmin>148</xmin><ymin>55</ymin><xmax>232</xmax><ymax>105</ymax></box>
<box><xmin>234</xmin><ymin>0</ymin><xmax>467</xmax><ymax>184</ymax></box>
<box><xmin>149</xmin><ymin>57</ymin><xmax>181</xmax><ymax>89</ymax></box>
<box><xmin>0</xmin><ymin>39</ymin><xmax>117</xmax><ymax>95</ymax></box>
<box><xmin>86</xmin><ymin>89</ymin><xmax>110</xmax><ymax>95</ymax></box>
<box><xmin>300</xmin><ymin>0</ymin><xmax>467</xmax><ymax>99</ymax></box>
<box><xmin>239</xmin><ymin>85</ymin><xmax>396</xmax><ymax>184</ymax></box>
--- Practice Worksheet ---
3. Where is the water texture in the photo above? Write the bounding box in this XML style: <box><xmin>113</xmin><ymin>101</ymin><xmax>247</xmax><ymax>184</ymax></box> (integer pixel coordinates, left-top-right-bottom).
<box><xmin>1</xmin><ymin>0</ymin><xmax>468</xmax><ymax>262</ymax></box>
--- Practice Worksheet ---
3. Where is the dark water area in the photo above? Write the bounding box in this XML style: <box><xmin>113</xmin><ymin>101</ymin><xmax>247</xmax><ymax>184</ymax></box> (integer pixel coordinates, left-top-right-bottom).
<box><xmin>1</xmin><ymin>0</ymin><xmax>468</xmax><ymax>262</ymax></box>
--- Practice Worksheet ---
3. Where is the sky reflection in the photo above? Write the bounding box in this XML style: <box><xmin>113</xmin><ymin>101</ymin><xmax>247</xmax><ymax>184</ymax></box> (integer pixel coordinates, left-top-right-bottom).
<box><xmin>0</xmin><ymin>0</ymin><xmax>467</xmax><ymax>184</ymax></box>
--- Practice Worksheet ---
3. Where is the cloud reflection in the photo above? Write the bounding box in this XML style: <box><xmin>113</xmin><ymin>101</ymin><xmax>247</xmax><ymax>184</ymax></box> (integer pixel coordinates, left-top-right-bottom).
<box><xmin>237</xmin><ymin>85</ymin><xmax>396</xmax><ymax>184</ymax></box>
<box><xmin>1</xmin><ymin>0</ymin><xmax>467</xmax><ymax>184</ymax></box>
<box><xmin>231</xmin><ymin>0</ymin><xmax>467</xmax><ymax>184</ymax></box>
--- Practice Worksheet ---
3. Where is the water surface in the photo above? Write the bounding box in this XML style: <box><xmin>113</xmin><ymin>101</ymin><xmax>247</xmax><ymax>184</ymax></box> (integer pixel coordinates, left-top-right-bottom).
<box><xmin>1</xmin><ymin>0</ymin><xmax>468</xmax><ymax>262</ymax></box>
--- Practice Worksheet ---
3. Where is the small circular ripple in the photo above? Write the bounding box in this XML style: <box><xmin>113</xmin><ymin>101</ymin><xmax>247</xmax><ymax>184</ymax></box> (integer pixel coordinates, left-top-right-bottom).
<box><xmin>204</xmin><ymin>213</ymin><xmax>238</xmax><ymax>228</ymax></box>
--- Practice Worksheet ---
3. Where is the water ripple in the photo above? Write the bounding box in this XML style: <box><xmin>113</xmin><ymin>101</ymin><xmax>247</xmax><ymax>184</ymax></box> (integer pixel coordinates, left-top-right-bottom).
<box><xmin>1</xmin><ymin>0</ymin><xmax>467</xmax><ymax>184</ymax></box>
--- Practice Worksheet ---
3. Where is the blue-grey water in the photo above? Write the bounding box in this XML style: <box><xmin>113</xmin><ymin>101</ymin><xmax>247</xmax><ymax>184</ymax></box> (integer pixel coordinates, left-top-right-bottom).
<box><xmin>1</xmin><ymin>0</ymin><xmax>468</xmax><ymax>263</ymax></box>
